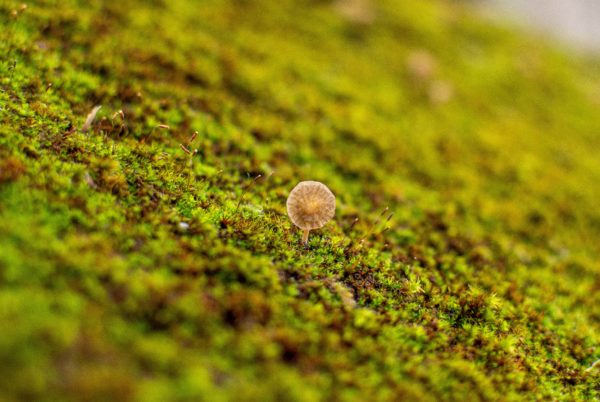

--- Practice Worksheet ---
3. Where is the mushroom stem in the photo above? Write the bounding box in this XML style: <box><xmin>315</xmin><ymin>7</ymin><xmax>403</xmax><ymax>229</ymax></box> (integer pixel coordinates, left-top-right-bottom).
<box><xmin>302</xmin><ymin>229</ymin><xmax>310</xmax><ymax>244</ymax></box>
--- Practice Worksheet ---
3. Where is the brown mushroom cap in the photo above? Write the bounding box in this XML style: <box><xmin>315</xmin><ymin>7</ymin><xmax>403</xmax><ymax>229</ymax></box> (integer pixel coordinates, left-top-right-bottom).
<box><xmin>286</xmin><ymin>181</ymin><xmax>336</xmax><ymax>230</ymax></box>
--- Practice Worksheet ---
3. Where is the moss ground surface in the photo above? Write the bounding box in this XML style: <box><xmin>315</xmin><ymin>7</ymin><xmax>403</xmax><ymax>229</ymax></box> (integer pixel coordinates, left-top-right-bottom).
<box><xmin>1</xmin><ymin>0</ymin><xmax>600</xmax><ymax>400</ymax></box>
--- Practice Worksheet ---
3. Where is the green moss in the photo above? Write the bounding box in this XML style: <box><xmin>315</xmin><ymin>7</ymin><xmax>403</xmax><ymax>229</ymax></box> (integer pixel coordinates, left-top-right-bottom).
<box><xmin>1</xmin><ymin>0</ymin><xmax>599</xmax><ymax>400</ymax></box>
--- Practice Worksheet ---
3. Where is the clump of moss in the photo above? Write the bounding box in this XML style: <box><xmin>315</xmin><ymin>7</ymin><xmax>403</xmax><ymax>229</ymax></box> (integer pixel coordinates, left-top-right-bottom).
<box><xmin>0</xmin><ymin>0</ymin><xmax>599</xmax><ymax>401</ymax></box>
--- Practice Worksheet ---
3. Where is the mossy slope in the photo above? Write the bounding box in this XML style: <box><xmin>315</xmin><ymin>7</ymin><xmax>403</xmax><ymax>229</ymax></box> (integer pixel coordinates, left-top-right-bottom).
<box><xmin>1</xmin><ymin>0</ymin><xmax>599</xmax><ymax>400</ymax></box>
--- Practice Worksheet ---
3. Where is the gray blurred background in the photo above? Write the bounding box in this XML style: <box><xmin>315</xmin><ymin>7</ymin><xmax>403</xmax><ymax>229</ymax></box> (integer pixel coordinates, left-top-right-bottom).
<box><xmin>482</xmin><ymin>0</ymin><xmax>600</xmax><ymax>51</ymax></box>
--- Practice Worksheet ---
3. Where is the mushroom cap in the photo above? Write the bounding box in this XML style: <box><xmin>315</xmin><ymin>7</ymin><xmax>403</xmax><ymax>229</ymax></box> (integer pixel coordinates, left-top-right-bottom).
<box><xmin>287</xmin><ymin>181</ymin><xmax>336</xmax><ymax>230</ymax></box>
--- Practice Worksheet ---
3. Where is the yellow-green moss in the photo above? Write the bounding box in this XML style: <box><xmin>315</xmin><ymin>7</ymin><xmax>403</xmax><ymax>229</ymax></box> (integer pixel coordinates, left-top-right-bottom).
<box><xmin>1</xmin><ymin>0</ymin><xmax>599</xmax><ymax>400</ymax></box>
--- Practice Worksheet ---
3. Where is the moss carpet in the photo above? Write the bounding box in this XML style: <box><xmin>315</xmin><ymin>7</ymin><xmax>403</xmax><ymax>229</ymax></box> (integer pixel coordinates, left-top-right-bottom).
<box><xmin>1</xmin><ymin>0</ymin><xmax>599</xmax><ymax>400</ymax></box>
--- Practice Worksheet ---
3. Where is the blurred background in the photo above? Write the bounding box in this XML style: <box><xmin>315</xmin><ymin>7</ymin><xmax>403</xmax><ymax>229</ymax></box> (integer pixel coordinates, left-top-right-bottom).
<box><xmin>482</xmin><ymin>0</ymin><xmax>600</xmax><ymax>51</ymax></box>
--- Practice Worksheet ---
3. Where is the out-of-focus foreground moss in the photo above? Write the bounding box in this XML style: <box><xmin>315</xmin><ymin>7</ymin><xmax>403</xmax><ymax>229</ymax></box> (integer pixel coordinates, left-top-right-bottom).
<box><xmin>1</xmin><ymin>0</ymin><xmax>599</xmax><ymax>400</ymax></box>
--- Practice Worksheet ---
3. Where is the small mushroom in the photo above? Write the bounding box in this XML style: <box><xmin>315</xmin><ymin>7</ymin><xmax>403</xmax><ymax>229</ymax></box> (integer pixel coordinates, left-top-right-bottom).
<box><xmin>286</xmin><ymin>181</ymin><xmax>336</xmax><ymax>244</ymax></box>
